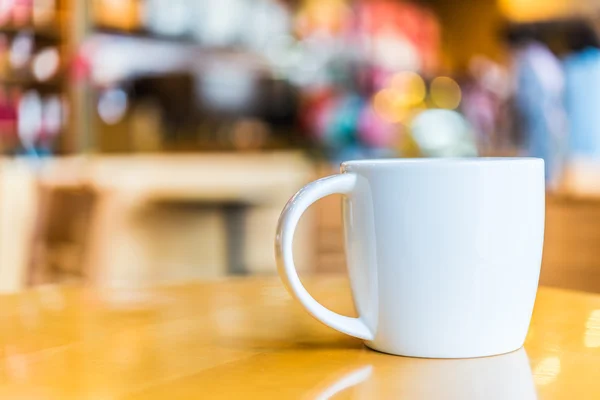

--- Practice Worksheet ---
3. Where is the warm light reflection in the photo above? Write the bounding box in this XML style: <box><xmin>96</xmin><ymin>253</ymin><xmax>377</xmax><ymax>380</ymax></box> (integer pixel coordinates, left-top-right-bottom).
<box><xmin>498</xmin><ymin>0</ymin><xmax>571</xmax><ymax>22</ymax></box>
<box><xmin>430</xmin><ymin>76</ymin><xmax>461</xmax><ymax>109</ymax></box>
<box><xmin>533</xmin><ymin>356</ymin><xmax>561</xmax><ymax>386</ymax></box>
<box><xmin>372</xmin><ymin>88</ymin><xmax>402</xmax><ymax>123</ymax></box>
<box><xmin>389</xmin><ymin>71</ymin><xmax>426</xmax><ymax>107</ymax></box>
<box><xmin>314</xmin><ymin>366</ymin><xmax>372</xmax><ymax>400</ymax></box>
<box><xmin>295</xmin><ymin>0</ymin><xmax>352</xmax><ymax>38</ymax></box>
<box><xmin>36</xmin><ymin>285</ymin><xmax>65</xmax><ymax>311</ymax></box>
<box><xmin>584</xmin><ymin>309</ymin><xmax>600</xmax><ymax>348</ymax></box>
<box><xmin>372</xmin><ymin>72</ymin><xmax>426</xmax><ymax>123</ymax></box>
<box><xmin>5</xmin><ymin>346</ymin><xmax>29</xmax><ymax>382</ymax></box>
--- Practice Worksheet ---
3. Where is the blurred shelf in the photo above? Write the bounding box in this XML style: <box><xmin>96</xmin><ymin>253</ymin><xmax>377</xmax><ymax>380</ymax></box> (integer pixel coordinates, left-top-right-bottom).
<box><xmin>86</xmin><ymin>32</ymin><xmax>273</xmax><ymax>83</ymax></box>
<box><xmin>93</xmin><ymin>26</ymin><xmax>200</xmax><ymax>46</ymax></box>
<box><xmin>90</xmin><ymin>30</ymin><xmax>266</xmax><ymax>60</ymax></box>
<box><xmin>0</xmin><ymin>75</ymin><xmax>64</xmax><ymax>90</ymax></box>
<box><xmin>0</xmin><ymin>24</ymin><xmax>61</xmax><ymax>41</ymax></box>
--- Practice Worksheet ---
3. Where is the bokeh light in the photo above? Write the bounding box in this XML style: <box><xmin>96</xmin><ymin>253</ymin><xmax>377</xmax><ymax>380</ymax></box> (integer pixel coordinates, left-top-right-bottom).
<box><xmin>410</xmin><ymin>108</ymin><xmax>476</xmax><ymax>157</ymax></box>
<box><xmin>372</xmin><ymin>72</ymin><xmax>427</xmax><ymax>123</ymax></box>
<box><xmin>18</xmin><ymin>90</ymin><xmax>42</xmax><ymax>147</ymax></box>
<box><xmin>358</xmin><ymin>104</ymin><xmax>397</xmax><ymax>147</ymax></box>
<box><xmin>533</xmin><ymin>356</ymin><xmax>561</xmax><ymax>386</ymax></box>
<box><xmin>9</xmin><ymin>32</ymin><xmax>33</xmax><ymax>69</ymax></box>
<box><xmin>98</xmin><ymin>88</ymin><xmax>128</xmax><ymax>125</ymax></box>
<box><xmin>585</xmin><ymin>309</ymin><xmax>600</xmax><ymax>348</ymax></box>
<box><xmin>43</xmin><ymin>95</ymin><xmax>63</xmax><ymax>137</ymax></box>
<box><xmin>390</xmin><ymin>71</ymin><xmax>426</xmax><ymax>107</ymax></box>
<box><xmin>430</xmin><ymin>76</ymin><xmax>461</xmax><ymax>109</ymax></box>
<box><xmin>32</xmin><ymin>47</ymin><xmax>60</xmax><ymax>82</ymax></box>
<box><xmin>373</xmin><ymin>88</ymin><xmax>401</xmax><ymax>123</ymax></box>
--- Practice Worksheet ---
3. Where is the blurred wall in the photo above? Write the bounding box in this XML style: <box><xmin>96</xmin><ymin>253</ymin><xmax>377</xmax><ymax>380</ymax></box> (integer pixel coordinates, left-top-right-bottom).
<box><xmin>429</xmin><ymin>0</ymin><xmax>506</xmax><ymax>70</ymax></box>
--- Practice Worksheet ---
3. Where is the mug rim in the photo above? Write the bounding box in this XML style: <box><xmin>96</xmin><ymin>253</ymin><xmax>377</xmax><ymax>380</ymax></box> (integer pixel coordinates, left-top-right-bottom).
<box><xmin>341</xmin><ymin>157</ymin><xmax>543</xmax><ymax>168</ymax></box>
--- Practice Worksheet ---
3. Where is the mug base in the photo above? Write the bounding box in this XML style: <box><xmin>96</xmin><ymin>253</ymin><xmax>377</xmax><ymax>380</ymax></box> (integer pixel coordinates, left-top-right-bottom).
<box><xmin>363</xmin><ymin>341</ymin><xmax>524</xmax><ymax>359</ymax></box>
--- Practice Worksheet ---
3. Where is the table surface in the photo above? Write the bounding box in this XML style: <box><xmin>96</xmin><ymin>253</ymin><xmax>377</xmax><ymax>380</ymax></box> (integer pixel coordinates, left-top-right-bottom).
<box><xmin>0</xmin><ymin>276</ymin><xmax>598</xmax><ymax>399</ymax></box>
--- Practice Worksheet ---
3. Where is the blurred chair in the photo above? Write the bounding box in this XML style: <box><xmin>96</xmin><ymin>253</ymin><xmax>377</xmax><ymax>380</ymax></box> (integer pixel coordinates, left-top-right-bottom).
<box><xmin>28</xmin><ymin>182</ymin><xmax>95</xmax><ymax>286</ymax></box>
<box><xmin>0</xmin><ymin>159</ymin><xmax>38</xmax><ymax>293</ymax></box>
<box><xmin>542</xmin><ymin>193</ymin><xmax>600</xmax><ymax>293</ymax></box>
<box><xmin>537</xmin><ymin>160</ymin><xmax>600</xmax><ymax>293</ymax></box>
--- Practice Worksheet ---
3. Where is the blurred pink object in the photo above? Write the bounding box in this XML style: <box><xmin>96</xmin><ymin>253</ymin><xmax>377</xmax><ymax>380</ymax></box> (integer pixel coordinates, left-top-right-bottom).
<box><xmin>358</xmin><ymin>105</ymin><xmax>396</xmax><ymax>147</ymax></box>
<box><xmin>357</xmin><ymin>0</ymin><xmax>440</xmax><ymax>74</ymax></box>
<box><xmin>12</xmin><ymin>0</ymin><xmax>31</xmax><ymax>26</ymax></box>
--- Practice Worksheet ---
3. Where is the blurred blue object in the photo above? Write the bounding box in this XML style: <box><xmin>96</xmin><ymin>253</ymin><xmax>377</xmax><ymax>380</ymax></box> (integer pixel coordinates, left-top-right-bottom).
<box><xmin>514</xmin><ymin>42</ymin><xmax>568</xmax><ymax>187</ymax></box>
<box><xmin>324</xmin><ymin>94</ymin><xmax>362</xmax><ymax>148</ymax></box>
<box><xmin>331</xmin><ymin>144</ymin><xmax>364</xmax><ymax>164</ymax></box>
<box><xmin>564</xmin><ymin>48</ymin><xmax>600</xmax><ymax>159</ymax></box>
<box><xmin>330</xmin><ymin>145</ymin><xmax>396</xmax><ymax>165</ymax></box>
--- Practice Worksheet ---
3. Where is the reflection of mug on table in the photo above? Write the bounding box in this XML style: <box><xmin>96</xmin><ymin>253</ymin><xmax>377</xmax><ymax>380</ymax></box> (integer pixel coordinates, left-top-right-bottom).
<box><xmin>311</xmin><ymin>349</ymin><xmax>537</xmax><ymax>400</ymax></box>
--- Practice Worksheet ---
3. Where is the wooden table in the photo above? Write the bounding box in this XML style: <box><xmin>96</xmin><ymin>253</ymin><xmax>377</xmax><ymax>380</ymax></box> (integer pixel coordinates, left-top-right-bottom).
<box><xmin>0</xmin><ymin>276</ymin><xmax>598</xmax><ymax>399</ymax></box>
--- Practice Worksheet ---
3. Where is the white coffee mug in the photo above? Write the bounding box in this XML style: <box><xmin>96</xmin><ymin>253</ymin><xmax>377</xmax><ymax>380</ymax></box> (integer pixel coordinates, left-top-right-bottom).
<box><xmin>275</xmin><ymin>158</ymin><xmax>545</xmax><ymax>358</ymax></box>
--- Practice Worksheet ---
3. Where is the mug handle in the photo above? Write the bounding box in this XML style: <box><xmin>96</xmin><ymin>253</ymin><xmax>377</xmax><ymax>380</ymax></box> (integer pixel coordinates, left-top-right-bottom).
<box><xmin>275</xmin><ymin>173</ymin><xmax>374</xmax><ymax>341</ymax></box>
